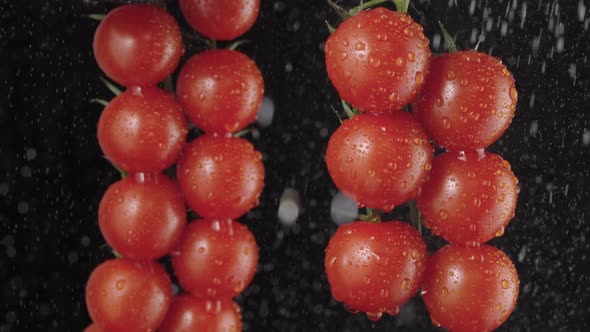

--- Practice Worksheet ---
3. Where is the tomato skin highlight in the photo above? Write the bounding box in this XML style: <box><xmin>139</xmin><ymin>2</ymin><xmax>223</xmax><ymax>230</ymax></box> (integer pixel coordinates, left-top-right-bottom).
<box><xmin>421</xmin><ymin>244</ymin><xmax>519</xmax><ymax>332</ymax></box>
<box><xmin>176</xmin><ymin>49</ymin><xmax>264</xmax><ymax>134</ymax></box>
<box><xmin>417</xmin><ymin>150</ymin><xmax>518</xmax><ymax>244</ymax></box>
<box><xmin>98</xmin><ymin>173</ymin><xmax>187</xmax><ymax>260</ymax></box>
<box><xmin>172</xmin><ymin>219</ymin><xmax>259</xmax><ymax>299</ymax></box>
<box><xmin>85</xmin><ymin>259</ymin><xmax>172</xmax><ymax>332</ymax></box>
<box><xmin>159</xmin><ymin>295</ymin><xmax>242</xmax><ymax>332</ymax></box>
<box><xmin>325</xmin><ymin>221</ymin><xmax>427</xmax><ymax>316</ymax></box>
<box><xmin>93</xmin><ymin>4</ymin><xmax>183</xmax><ymax>86</ymax></box>
<box><xmin>177</xmin><ymin>135</ymin><xmax>264</xmax><ymax>219</ymax></box>
<box><xmin>412</xmin><ymin>51</ymin><xmax>517</xmax><ymax>150</ymax></box>
<box><xmin>179</xmin><ymin>0</ymin><xmax>259</xmax><ymax>40</ymax></box>
<box><xmin>325</xmin><ymin>112</ymin><xmax>433</xmax><ymax>211</ymax></box>
<box><xmin>97</xmin><ymin>86</ymin><xmax>188</xmax><ymax>173</ymax></box>
<box><xmin>325</xmin><ymin>7</ymin><xmax>430</xmax><ymax>113</ymax></box>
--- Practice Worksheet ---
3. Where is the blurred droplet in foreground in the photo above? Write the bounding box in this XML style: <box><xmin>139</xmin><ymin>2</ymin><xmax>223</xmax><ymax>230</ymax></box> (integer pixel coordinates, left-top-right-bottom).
<box><xmin>256</xmin><ymin>96</ymin><xmax>274</xmax><ymax>128</ymax></box>
<box><xmin>278</xmin><ymin>188</ymin><xmax>300</xmax><ymax>226</ymax></box>
<box><xmin>330</xmin><ymin>192</ymin><xmax>358</xmax><ymax>225</ymax></box>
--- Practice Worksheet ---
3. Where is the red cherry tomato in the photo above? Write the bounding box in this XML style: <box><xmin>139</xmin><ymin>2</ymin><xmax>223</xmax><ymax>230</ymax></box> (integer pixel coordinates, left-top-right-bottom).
<box><xmin>159</xmin><ymin>295</ymin><xmax>242</xmax><ymax>332</ymax></box>
<box><xmin>176</xmin><ymin>49</ymin><xmax>264</xmax><ymax>134</ymax></box>
<box><xmin>417</xmin><ymin>150</ymin><xmax>518</xmax><ymax>244</ymax></box>
<box><xmin>84</xmin><ymin>324</ymin><xmax>102</xmax><ymax>332</ymax></box>
<box><xmin>93</xmin><ymin>4</ymin><xmax>183</xmax><ymax>86</ymax></box>
<box><xmin>172</xmin><ymin>219</ymin><xmax>258</xmax><ymax>299</ymax></box>
<box><xmin>85</xmin><ymin>259</ymin><xmax>172</xmax><ymax>332</ymax></box>
<box><xmin>412</xmin><ymin>51</ymin><xmax>517</xmax><ymax>150</ymax></box>
<box><xmin>179</xmin><ymin>0</ymin><xmax>260</xmax><ymax>40</ymax></box>
<box><xmin>325</xmin><ymin>221</ymin><xmax>427</xmax><ymax>319</ymax></box>
<box><xmin>325</xmin><ymin>112</ymin><xmax>433</xmax><ymax>211</ymax></box>
<box><xmin>177</xmin><ymin>135</ymin><xmax>264</xmax><ymax>219</ymax></box>
<box><xmin>98</xmin><ymin>173</ymin><xmax>187</xmax><ymax>260</ymax></box>
<box><xmin>422</xmin><ymin>244</ymin><xmax>519</xmax><ymax>332</ymax></box>
<box><xmin>325</xmin><ymin>7</ymin><xmax>430</xmax><ymax>113</ymax></box>
<box><xmin>97</xmin><ymin>86</ymin><xmax>188</xmax><ymax>173</ymax></box>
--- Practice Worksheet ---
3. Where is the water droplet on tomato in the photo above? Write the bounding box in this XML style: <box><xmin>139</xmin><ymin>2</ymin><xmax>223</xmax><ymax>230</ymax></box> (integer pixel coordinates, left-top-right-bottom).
<box><xmin>211</xmin><ymin>220</ymin><xmax>221</xmax><ymax>232</ymax></box>
<box><xmin>509</xmin><ymin>86</ymin><xmax>518</xmax><ymax>100</ymax></box>
<box><xmin>366</xmin><ymin>312</ymin><xmax>383</xmax><ymax>321</ymax></box>
<box><xmin>369</xmin><ymin>57</ymin><xmax>381</xmax><ymax>67</ymax></box>
<box><xmin>115</xmin><ymin>279</ymin><xmax>127</xmax><ymax>291</ymax></box>
<box><xmin>233</xmin><ymin>280</ymin><xmax>245</xmax><ymax>293</ymax></box>
<box><xmin>401</xmin><ymin>278</ymin><xmax>411</xmax><ymax>290</ymax></box>
<box><xmin>501</xmin><ymin>279</ymin><xmax>510</xmax><ymax>289</ymax></box>
<box><xmin>415</xmin><ymin>71</ymin><xmax>424</xmax><ymax>84</ymax></box>
<box><xmin>389</xmin><ymin>92</ymin><xmax>399</xmax><ymax>101</ymax></box>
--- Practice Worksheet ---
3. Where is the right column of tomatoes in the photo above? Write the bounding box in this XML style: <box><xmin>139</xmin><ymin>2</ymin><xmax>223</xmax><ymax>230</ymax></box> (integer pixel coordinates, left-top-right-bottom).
<box><xmin>323</xmin><ymin>5</ymin><xmax>519</xmax><ymax>332</ymax></box>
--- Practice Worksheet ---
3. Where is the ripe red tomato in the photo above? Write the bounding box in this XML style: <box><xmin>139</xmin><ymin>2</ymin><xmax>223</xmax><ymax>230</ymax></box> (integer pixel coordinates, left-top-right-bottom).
<box><xmin>98</xmin><ymin>173</ymin><xmax>187</xmax><ymax>260</ymax></box>
<box><xmin>85</xmin><ymin>259</ymin><xmax>172</xmax><ymax>332</ymax></box>
<box><xmin>417</xmin><ymin>150</ymin><xmax>518</xmax><ymax>245</ymax></box>
<box><xmin>84</xmin><ymin>324</ymin><xmax>102</xmax><ymax>332</ymax></box>
<box><xmin>325</xmin><ymin>221</ymin><xmax>427</xmax><ymax>319</ymax></box>
<box><xmin>97</xmin><ymin>86</ymin><xmax>188</xmax><ymax>173</ymax></box>
<box><xmin>421</xmin><ymin>244</ymin><xmax>519</xmax><ymax>332</ymax></box>
<box><xmin>325</xmin><ymin>7</ymin><xmax>430</xmax><ymax>113</ymax></box>
<box><xmin>179</xmin><ymin>0</ymin><xmax>259</xmax><ymax>40</ymax></box>
<box><xmin>177</xmin><ymin>135</ymin><xmax>264</xmax><ymax>219</ymax></box>
<box><xmin>412</xmin><ymin>51</ymin><xmax>517</xmax><ymax>150</ymax></box>
<box><xmin>159</xmin><ymin>295</ymin><xmax>242</xmax><ymax>332</ymax></box>
<box><xmin>176</xmin><ymin>49</ymin><xmax>264</xmax><ymax>134</ymax></box>
<box><xmin>93</xmin><ymin>4</ymin><xmax>183</xmax><ymax>86</ymax></box>
<box><xmin>172</xmin><ymin>219</ymin><xmax>258</xmax><ymax>299</ymax></box>
<box><xmin>325</xmin><ymin>112</ymin><xmax>433</xmax><ymax>211</ymax></box>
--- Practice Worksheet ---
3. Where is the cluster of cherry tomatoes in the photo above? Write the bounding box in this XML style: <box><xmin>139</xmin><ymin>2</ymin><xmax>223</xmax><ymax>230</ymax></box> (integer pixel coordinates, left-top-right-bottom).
<box><xmin>84</xmin><ymin>1</ymin><xmax>263</xmax><ymax>331</ymax></box>
<box><xmin>323</xmin><ymin>3</ymin><xmax>520</xmax><ymax>331</ymax></box>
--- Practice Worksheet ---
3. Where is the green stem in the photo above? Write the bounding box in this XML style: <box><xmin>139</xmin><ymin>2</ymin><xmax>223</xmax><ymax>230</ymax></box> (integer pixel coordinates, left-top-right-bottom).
<box><xmin>438</xmin><ymin>21</ymin><xmax>458</xmax><ymax>53</ymax></box>
<box><xmin>392</xmin><ymin>0</ymin><xmax>410</xmax><ymax>13</ymax></box>
<box><xmin>327</xmin><ymin>0</ymin><xmax>351</xmax><ymax>20</ymax></box>
<box><xmin>409</xmin><ymin>200</ymin><xmax>422</xmax><ymax>235</ymax></box>
<box><xmin>349</xmin><ymin>0</ymin><xmax>396</xmax><ymax>16</ymax></box>
<box><xmin>227</xmin><ymin>39</ymin><xmax>250</xmax><ymax>50</ymax></box>
<box><xmin>325</xmin><ymin>20</ymin><xmax>336</xmax><ymax>34</ymax></box>
<box><xmin>359</xmin><ymin>207</ymin><xmax>382</xmax><ymax>223</ymax></box>
<box><xmin>99</xmin><ymin>77</ymin><xmax>122</xmax><ymax>96</ymax></box>
<box><xmin>90</xmin><ymin>98</ymin><xmax>108</xmax><ymax>107</ymax></box>
<box><xmin>341</xmin><ymin>100</ymin><xmax>359</xmax><ymax>119</ymax></box>
<box><xmin>85</xmin><ymin>13</ymin><xmax>105</xmax><ymax>21</ymax></box>
<box><xmin>234</xmin><ymin>128</ymin><xmax>251</xmax><ymax>138</ymax></box>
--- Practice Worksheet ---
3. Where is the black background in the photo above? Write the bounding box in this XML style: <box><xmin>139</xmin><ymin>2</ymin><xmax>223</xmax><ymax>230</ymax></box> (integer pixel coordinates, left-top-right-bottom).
<box><xmin>1</xmin><ymin>0</ymin><xmax>589</xmax><ymax>331</ymax></box>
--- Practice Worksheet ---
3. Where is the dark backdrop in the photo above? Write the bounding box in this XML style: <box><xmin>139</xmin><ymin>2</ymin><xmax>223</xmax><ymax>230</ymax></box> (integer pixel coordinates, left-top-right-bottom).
<box><xmin>1</xmin><ymin>0</ymin><xmax>589</xmax><ymax>331</ymax></box>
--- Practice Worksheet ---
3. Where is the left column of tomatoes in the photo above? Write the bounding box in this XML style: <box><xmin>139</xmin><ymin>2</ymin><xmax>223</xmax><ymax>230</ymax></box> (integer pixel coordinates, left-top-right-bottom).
<box><xmin>84</xmin><ymin>2</ymin><xmax>263</xmax><ymax>331</ymax></box>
